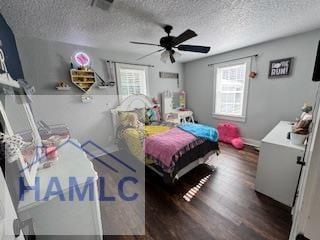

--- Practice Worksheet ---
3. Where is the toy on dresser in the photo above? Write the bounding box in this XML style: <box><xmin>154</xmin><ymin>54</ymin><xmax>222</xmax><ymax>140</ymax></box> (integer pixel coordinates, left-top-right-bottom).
<box><xmin>38</xmin><ymin>123</ymin><xmax>70</xmax><ymax>168</ymax></box>
<box><xmin>290</xmin><ymin>102</ymin><xmax>313</xmax><ymax>145</ymax></box>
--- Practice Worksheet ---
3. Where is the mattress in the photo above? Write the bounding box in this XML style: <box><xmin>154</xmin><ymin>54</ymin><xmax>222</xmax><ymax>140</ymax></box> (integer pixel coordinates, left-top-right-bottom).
<box><xmin>148</xmin><ymin>139</ymin><xmax>219</xmax><ymax>178</ymax></box>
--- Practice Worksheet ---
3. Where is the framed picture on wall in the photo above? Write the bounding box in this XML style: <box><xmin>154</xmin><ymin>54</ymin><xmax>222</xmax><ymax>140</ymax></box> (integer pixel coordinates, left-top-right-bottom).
<box><xmin>268</xmin><ymin>57</ymin><xmax>293</xmax><ymax>78</ymax></box>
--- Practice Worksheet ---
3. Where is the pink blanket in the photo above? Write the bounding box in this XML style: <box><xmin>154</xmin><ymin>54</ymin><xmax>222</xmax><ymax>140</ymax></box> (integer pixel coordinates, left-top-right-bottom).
<box><xmin>145</xmin><ymin>128</ymin><xmax>197</xmax><ymax>168</ymax></box>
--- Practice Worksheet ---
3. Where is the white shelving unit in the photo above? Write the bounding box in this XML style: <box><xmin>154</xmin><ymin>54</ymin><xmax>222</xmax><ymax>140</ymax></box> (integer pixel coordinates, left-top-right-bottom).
<box><xmin>70</xmin><ymin>69</ymin><xmax>96</xmax><ymax>92</ymax></box>
<box><xmin>56</xmin><ymin>86</ymin><xmax>71</xmax><ymax>91</ymax></box>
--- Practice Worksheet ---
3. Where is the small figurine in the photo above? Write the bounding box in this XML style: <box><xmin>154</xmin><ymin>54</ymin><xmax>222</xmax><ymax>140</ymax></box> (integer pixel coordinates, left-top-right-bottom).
<box><xmin>57</xmin><ymin>81</ymin><xmax>68</xmax><ymax>88</ymax></box>
<box><xmin>292</xmin><ymin>102</ymin><xmax>313</xmax><ymax>135</ymax></box>
<box><xmin>56</xmin><ymin>80</ymin><xmax>71</xmax><ymax>90</ymax></box>
<box><xmin>299</xmin><ymin>102</ymin><xmax>313</xmax><ymax>121</ymax></box>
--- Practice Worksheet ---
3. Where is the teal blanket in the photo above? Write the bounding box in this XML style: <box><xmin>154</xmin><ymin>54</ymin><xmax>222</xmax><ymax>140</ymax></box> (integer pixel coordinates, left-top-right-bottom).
<box><xmin>178</xmin><ymin>123</ymin><xmax>218</xmax><ymax>142</ymax></box>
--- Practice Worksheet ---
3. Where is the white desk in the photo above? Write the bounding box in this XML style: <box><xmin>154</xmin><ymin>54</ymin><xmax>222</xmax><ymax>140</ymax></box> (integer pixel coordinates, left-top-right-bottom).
<box><xmin>17</xmin><ymin>139</ymin><xmax>103</xmax><ymax>239</ymax></box>
<box><xmin>255</xmin><ymin>121</ymin><xmax>305</xmax><ymax>207</ymax></box>
<box><xmin>165</xmin><ymin>110</ymin><xmax>194</xmax><ymax>124</ymax></box>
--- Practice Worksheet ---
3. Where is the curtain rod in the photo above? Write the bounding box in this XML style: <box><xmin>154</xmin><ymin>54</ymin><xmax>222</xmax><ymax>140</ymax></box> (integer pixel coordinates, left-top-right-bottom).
<box><xmin>208</xmin><ymin>54</ymin><xmax>259</xmax><ymax>67</ymax></box>
<box><xmin>107</xmin><ymin>60</ymin><xmax>154</xmax><ymax>68</ymax></box>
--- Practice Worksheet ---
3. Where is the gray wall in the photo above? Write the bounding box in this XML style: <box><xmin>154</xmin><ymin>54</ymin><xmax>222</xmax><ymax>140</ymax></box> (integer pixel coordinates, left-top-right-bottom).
<box><xmin>15</xmin><ymin>36</ymin><xmax>184</xmax><ymax>151</ymax></box>
<box><xmin>184</xmin><ymin>30</ymin><xmax>320</xmax><ymax>142</ymax></box>
<box><xmin>16</xmin><ymin>36</ymin><xmax>184</xmax><ymax>98</ymax></box>
<box><xmin>14</xmin><ymin>29</ymin><xmax>320</xmax><ymax>146</ymax></box>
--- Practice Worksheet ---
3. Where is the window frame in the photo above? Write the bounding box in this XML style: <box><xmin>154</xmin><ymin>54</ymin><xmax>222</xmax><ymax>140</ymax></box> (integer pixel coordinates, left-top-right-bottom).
<box><xmin>116</xmin><ymin>63</ymin><xmax>150</xmax><ymax>101</ymax></box>
<box><xmin>212</xmin><ymin>57</ymin><xmax>251</xmax><ymax>122</ymax></box>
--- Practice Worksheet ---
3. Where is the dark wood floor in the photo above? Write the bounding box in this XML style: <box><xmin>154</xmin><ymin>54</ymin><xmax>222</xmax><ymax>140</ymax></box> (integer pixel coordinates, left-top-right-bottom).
<box><xmin>95</xmin><ymin>143</ymin><xmax>292</xmax><ymax>240</ymax></box>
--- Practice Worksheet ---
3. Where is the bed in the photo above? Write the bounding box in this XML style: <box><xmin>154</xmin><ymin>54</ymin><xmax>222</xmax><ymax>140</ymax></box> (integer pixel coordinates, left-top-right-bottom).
<box><xmin>111</xmin><ymin>94</ymin><xmax>220</xmax><ymax>184</ymax></box>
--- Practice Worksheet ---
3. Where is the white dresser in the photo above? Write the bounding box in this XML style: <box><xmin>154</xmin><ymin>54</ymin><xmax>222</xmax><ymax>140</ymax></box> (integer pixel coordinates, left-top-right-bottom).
<box><xmin>0</xmin><ymin>170</ymin><xmax>24</xmax><ymax>240</ymax></box>
<box><xmin>17</xmin><ymin>139</ymin><xmax>103</xmax><ymax>239</ymax></box>
<box><xmin>255</xmin><ymin>121</ymin><xmax>305</xmax><ymax>207</ymax></box>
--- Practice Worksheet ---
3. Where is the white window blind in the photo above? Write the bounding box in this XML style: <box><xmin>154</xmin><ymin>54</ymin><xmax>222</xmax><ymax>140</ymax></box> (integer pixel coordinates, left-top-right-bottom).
<box><xmin>116</xmin><ymin>64</ymin><xmax>149</xmax><ymax>101</ymax></box>
<box><xmin>213</xmin><ymin>58</ymin><xmax>251</xmax><ymax>121</ymax></box>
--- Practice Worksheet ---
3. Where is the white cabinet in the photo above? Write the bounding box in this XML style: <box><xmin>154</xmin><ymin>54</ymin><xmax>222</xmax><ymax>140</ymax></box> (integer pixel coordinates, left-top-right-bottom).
<box><xmin>255</xmin><ymin>121</ymin><xmax>305</xmax><ymax>207</ymax></box>
<box><xmin>17</xmin><ymin>139</ymin><xmax>103</xmax><ymax>239</ymax></box>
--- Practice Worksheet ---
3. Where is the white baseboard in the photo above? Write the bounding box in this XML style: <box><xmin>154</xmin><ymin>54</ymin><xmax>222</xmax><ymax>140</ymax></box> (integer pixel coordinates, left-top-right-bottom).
<box><xmin>243</xmin><ymin>138</ymin><xmax>261</xmax><ymax>148</ymax></box>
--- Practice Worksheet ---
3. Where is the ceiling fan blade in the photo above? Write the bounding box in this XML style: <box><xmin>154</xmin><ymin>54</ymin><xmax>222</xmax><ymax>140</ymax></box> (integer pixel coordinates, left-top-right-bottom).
<box><xmin>169</xmin><ymin>52</ymin><xmax>176</xmax><ymax>63</ymax></box>
<box><xmin>130</xmin><ymin>41</ymin><xmax>160</xmax><ymax>47</ymax></box>
<box><xmin>177</xmin><ymin>44</ymin><xmax>211</xmax><ymax>53</ymax></box>
<box><xmin>173</xmin><ymin>29</ymin><xmax>197</xmax><ymax>46</ymax></box>
<box><xmin>137</xmin><ymin>49</ymin><xmax>164</xmax><ymax>61</ymax></box>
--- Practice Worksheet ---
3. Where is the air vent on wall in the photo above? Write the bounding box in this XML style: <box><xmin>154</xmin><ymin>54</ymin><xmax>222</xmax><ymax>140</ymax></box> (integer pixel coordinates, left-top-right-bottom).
<box><xmin>91</xmin><ymin>0</ymin><xmax>114</xmax><ymax>11</ymax></box>
<box><xmin>159</xmin><ymin>72</ymin><xmax>179</xmax><ymax>79</ymax></box>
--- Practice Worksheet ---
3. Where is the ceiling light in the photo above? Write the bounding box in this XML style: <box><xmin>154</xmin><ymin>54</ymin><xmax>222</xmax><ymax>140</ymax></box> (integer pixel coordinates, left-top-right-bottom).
<box><xmin>161</xmin><ymin>50</ymin><xmax>170</xmax><ymax>63</ymax></box>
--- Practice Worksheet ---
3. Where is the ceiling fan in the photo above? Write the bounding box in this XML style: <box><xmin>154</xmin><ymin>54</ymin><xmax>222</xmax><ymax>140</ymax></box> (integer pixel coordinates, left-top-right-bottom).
<box><xmin>130</xmin><ymin>25</ymin><xmax>211</xmax><ymax>63</ymax></box>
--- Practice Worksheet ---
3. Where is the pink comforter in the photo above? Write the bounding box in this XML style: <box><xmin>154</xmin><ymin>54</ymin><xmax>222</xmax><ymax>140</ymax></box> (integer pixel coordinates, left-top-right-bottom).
<box><xmin>145</xmin><ymin>128</ymin><xmax>197</xmax><ymax>168</ymax></box>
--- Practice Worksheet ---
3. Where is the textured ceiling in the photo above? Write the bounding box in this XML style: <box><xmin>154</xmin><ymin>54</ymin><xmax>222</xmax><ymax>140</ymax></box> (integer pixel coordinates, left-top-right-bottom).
<box><xmin>1</xmin><ymin>0</ymin><xmax>320</xmax><ymax>62</ymax></box>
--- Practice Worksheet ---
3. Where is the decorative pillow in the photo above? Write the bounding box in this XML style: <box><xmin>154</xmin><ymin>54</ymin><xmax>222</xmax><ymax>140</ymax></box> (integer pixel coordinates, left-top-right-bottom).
<box><xmin>118</xmin><ymin>108</ymin><xmax>146</xmax><ymax>125</ymax></box>
<box><xmin>118</xmin><ymin>111</ymin><xmax>134</xmax><ymax>126</ymax></box>
<box><xmin>134</xmin><ymin>108</ymin><xmax>146</xmax><ymax>123</ymax></box>
<box><xmin>146</xmin><ymin>108</ymin><xmax>157</xmax><ymax>121</ymax></box>
<box><xmin>231</xmin><ymin>137</ymin><xmax>244</xmax><ymax>150</ymax></box>
<box><xmin>145</xmin><ymin>107</ymin><xmax>161</xmax><ymax>125</ymax></box>
<box><xmin>118</xmin><ymin>111</ymin><xmax>145</xmax><ymax>129</ymax></box>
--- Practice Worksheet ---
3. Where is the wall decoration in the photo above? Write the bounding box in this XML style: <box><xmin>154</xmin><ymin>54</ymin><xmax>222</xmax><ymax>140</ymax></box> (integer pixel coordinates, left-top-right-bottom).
<box><xmin>74</xmin><ymin>52</ymin><xmax>90</xmax><ymax>67</ymax></box>
<box><xmin>0</xmin><ymin>13</ymin><xmax>25</xmax><ymax>80</ymax></box>
<box><xmin>70</xmin><ymin>69</ymin><xmax>96</xmax><ymax>92</ymax></box>
<box><xmin>268</xmin><ymin>58</ymin><xmax>293</xmax><ymax>78</ymax></box>
<box><xmin>249</xmin><ymin>71</ymin><xmax>257</xmax><ymax>78</ymax></box>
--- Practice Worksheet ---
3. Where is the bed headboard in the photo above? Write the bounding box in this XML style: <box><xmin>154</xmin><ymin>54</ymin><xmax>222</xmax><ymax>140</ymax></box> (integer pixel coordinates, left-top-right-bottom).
<box><xmin>110</xmin><ymin>94</ymin><xmax>154</xmax><ymax>137</ymax></box>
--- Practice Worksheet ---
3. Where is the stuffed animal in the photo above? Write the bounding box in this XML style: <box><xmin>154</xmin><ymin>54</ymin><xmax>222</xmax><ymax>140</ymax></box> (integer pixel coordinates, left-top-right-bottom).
<box><xmin>217</xmin><ymin>123</ymin><xmax>244</xmax><ymax>149</ymax></box>
<box><xmin>127</xmin><ymin>113</ymin><xmax>144</xmax><ymax>129</ymax></box>
<box><xmin>292</xmin><ymin>102</ymin><xmax>313</xmax><ymax>135</ymax></box>
<box><xmin>299</xmin><ymin>102</ymin><xmax>312</xmax><ymax>121</ymax></box>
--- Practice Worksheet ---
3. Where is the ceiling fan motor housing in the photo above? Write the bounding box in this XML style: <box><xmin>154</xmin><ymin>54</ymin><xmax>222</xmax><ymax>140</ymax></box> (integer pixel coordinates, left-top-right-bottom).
<box><xmin>160</xmin><ymin>36</ymin><xmax>175</xmax><ymax>50</ymax></box>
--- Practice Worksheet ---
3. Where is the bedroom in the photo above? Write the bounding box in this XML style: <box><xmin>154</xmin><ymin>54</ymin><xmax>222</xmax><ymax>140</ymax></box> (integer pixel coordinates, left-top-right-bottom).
<box><xmin>1</xmin><ymin>0</ymin><xmax>320</xmax><ymax>240</ymax></box>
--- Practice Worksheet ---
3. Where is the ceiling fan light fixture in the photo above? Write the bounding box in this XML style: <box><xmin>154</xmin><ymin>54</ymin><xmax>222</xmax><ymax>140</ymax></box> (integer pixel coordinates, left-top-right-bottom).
<box><xmin>161</xmin><ymin>50</ymin><xmax>170</xmax><ymax>63</ymax></box>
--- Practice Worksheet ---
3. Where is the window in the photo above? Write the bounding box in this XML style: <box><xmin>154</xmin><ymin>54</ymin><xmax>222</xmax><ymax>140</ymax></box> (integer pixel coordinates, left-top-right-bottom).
<box><xmin>213</xmin><ymin>58</ymin><xmax>251</xmax><ymax>122</ymax></box>
<box><xmin>116</xmin><ymin>63</ymin><xmax>149</xmax><ymax>101</ymax></box>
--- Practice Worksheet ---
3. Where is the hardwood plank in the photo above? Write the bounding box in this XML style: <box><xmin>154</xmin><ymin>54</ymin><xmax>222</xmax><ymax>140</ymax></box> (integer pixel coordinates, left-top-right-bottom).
<box><xmin>96</xmin><ymin>143</ymin><xmax>292</xmax><ymax>240</ymax></box>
